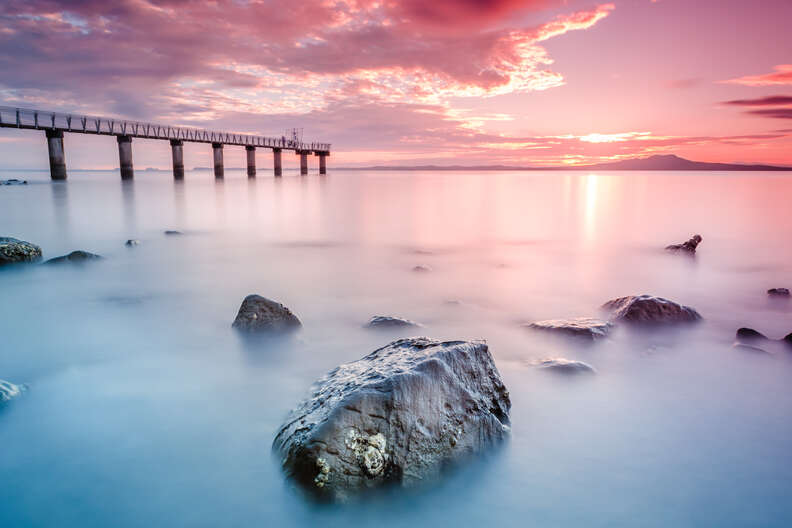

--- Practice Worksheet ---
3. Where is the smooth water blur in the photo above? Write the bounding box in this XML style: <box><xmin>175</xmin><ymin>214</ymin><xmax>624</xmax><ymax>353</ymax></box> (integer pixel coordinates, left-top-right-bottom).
<box><xmin>1</xmin><ymin>168</ymin><xmax>791</xmax><ymax>527</ymax></box>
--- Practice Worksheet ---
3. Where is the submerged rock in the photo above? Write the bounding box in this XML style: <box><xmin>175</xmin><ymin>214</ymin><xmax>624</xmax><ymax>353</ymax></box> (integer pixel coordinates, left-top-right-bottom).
<box><xmin>665</xmin><ymin>234</ymin><xmax>702</xmax><ymax>253</ymax></box>
<box><xmin>44</xmin><ymin>250</ymin><xmax>102</xmax><ymax>265</ymax></box>
<box><xmin>767</xmin><ymin>288</ymin><xmax>790</xmax><ymax>297</ymax></box>
<box><xmin>732</xmin><ymin>342</ymin><xmax>770</xmax><ymax>354</ymax></box>
<box><xmin>0</xmin><ymin>237</ymin><xmax>42</xmax><ymax>266</ymax></box>
<box><xmin>232</xmin><ymin>294</ymin><xmax>301</xmax><ymax>333</ymax></box>
<box><xmin>533</xmin><ymin>358</ymin><xmax>596</xmax><ymax>374</ymax></box>
<box><xmin>125</xmin><ymin>239</ymin><xmax>140</xmax><ymax>247</ymax></box>
<box><xmin>735</xmin><ymin>327</ymin><xmax>769</xmax><ymax>342</ymax></box>
<box><xmin>524</xmin><ymin>317</ymin><xmax>612</xmax><ymax>341</ymax></box>
<box><xmin>411</xmin><ymin>265</ymin><xmax>432</xmax><ymax>272</ymax></box>
<box><xmin>364</xmin><ymin>315</ymin><xmax>423</xmax><ymax>329</ymax></box>
<box><xmin>602</xmin><ymin>295</ymin><xmax>701</xmax><ymax>324</ymax></box>
<box><xmin>164</xmin><ymin>230</ymin><xmax>183</xmax><ymax>236</ymax></box>
<box><xmin>0</xmin><ymin>380</ymin><xmax>25</xmax><ymax>403</ymax></box>
<box><xmin>272</xmin><ymin>337</ymin><xmax>511</xmax><ymax>501</ymax></box>
<box><xmin>1</xmin><ymin>179</ymin><xmax>27</xmax><ymax>185</ymax></box>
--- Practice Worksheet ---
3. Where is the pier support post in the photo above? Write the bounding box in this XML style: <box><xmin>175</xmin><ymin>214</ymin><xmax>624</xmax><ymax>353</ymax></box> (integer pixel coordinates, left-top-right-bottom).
<box><xmin>273</xmin><ymin>148</ymin><xmax>282</xmax><ymax>177</ymax></box>
<box><xmin>212</xmin><ymin>142</ymin><xmax>224</xmax><ymax>179</ymax></box>
<box><xmin>117</xmin><ymin>135</ymin><xmax>134</xmax><ymax>180</ymax></box>
<box><xmin>46</xmin><ymin>129</ymin><xmax>67</xmax><ymax>180</ymax></box>
<box><xmin>316</xmin><ymin>152</ymin><xmax>328</xmax><ymax>175</ymax></box>
<box><xmin>298</xmin><ymin>151</ymin><xmax>308</xmax><ymax>175</ymax></box>
<box><xmin>170</xmin><ymin>139</ymin><xmax>184</xmax><ymax>180</ymax></box>
<box><xmin>246</xmin><ymin>145</ymin><xmax>256</xmax><ymax>178</ymax></box>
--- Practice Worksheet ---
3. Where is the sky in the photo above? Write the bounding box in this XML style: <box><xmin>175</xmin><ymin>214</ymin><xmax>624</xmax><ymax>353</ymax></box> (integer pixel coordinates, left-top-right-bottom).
<box><xmin>0</xmin><ymin>0</ymin><xmax>791</xmax><ymax>169</ymax></box>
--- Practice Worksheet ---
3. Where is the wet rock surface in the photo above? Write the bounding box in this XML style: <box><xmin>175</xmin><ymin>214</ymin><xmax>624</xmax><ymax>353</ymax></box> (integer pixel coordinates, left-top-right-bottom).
<box><xmin>665</xmin><ymin>234</ymin><xmax>702</xmax><ymax>253</ymax></box>
<box><xmin>365</xmin><ymin>315</ymin><xmax>423</xmax><ymax>329</ymax></box>
<box><xmin>1</xmin><ymin>179</ymin><xmax>27</xmax><ymax>185</ymax></box>
<box><xmin>533</xmin><ymin>358</ymin><xmax>596</xmax><ymax>374</ymax></box>
<box><xmin>602</xmin><ymin>295</ymin><xmax>702</xmax><ymax>324</ymax></box>
<box><xmin>272</xmin><ymin>337</ymin><xmax>511</xmax><ymax>502</ymax></box>
<box><xmin>736</xmin><ymin>327</ymin><xmax>769</xmax><ymax>342</ymax></box>
<box><xmin>524</xmin><ymin>317</ymin><xmax>612</xmax><ymax>341</ymax></box>
<box><xmin>231</xmin><ymin>294</ymin><xmax>301</xmax><ymax>333</ymax></box>
<box><xmin>734</xmin><ymin>327</ymin><xmax>792</xmax><ymax>352</ymax></box>
<box><xmin>125</xmin><ymin>239</ymin><xmax>140</xmax><ymax>247</ymax></box>
<box><xmin>0</xmin><ymin>237</ymin><xmax>42</xmax><ymax>266</ymax></box>
<box><xmin>44</xmin><ymin>250</ymin><xmax>103</xmax><ymax>265</ymax></box>
<box><xmin>0</xmin><ymin>380</ymin><xmax>25</xmax><ymax>403</ymax></box>
<box><xmin>767</xmin><ymin>288</ymin><xmax>790</xmax><ymax>297</ymax></box>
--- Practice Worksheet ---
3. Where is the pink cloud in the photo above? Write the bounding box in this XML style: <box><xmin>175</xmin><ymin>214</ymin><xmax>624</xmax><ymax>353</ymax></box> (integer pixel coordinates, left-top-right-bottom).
<box><xmin>723</xmin><ymin>65</ymin><xmax>792</xmax><ymax>86</ymax></box>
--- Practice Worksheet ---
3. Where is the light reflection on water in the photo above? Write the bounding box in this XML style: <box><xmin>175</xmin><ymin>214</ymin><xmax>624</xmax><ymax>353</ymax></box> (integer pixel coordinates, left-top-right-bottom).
<box><xmin>1</xmin><ymin>169</ymin><xmax>792</xmax><ymax>527</ymax></box>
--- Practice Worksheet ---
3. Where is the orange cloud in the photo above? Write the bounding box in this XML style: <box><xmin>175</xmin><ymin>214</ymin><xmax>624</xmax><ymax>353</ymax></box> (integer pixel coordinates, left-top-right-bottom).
<box><xmin>723</xmin><ymin>65</ymin><xmax>792</xmax><ymax>86</ymax></box>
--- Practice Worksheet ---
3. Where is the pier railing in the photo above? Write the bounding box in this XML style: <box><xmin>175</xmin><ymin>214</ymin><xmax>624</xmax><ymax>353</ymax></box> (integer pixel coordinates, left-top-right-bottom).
<box><xmin>0</xmin><ymin>106</ymin><xmax>331</xmax><ymax>152</ymax></box>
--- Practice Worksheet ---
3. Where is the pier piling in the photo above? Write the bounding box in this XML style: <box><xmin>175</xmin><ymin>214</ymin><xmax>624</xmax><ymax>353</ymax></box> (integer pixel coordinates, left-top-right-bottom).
<box><xmin>273</xmin><ymin>148</ymin><xmax>282</xmax><ymax>177</ymax></box>
<box><xmin>170</xmin><ymin>139</ymin><xmax>184</xmax><ymax>180</ymax></box>
<box><xmin>212</xmin><ymin>142</ymin><xmax>224</xmax><ymax>179</ymax></box>
<box><xmin>317</xmin><ymin>152</ymin><xmax>328</xmax><ymax>175</ymax></box>
<box><xmin>298</xmin><ymin>151</ymin><xmax>308</xmax><ymax>175</ymax></box>
<box><xmin>246</xmin><ymin>145</ymin><xmax>256</xmax><ymax>178</ymax></box>
<box><xmin>117</xmin><ymin>135</ymin><xmax>134</xmax><ymax>180</ymax></box>
<box><xmin>46</xmin><ymin>129</ymin><xmax>67</xmax><ymax>180</ymax></box>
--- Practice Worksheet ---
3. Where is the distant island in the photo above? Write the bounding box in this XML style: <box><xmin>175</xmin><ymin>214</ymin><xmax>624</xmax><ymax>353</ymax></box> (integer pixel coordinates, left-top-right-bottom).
<box><xmin>341</xmin><ymin>155</ymin><xmax>792</xmax><ymax>171</ymax></box>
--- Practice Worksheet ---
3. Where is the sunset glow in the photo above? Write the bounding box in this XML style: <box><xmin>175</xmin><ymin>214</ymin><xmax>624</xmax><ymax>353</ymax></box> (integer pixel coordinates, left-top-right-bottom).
<box><xmin>0</xmin><ymin>0</ymin><xmax>790</xmax><ymax>168</ymax></box>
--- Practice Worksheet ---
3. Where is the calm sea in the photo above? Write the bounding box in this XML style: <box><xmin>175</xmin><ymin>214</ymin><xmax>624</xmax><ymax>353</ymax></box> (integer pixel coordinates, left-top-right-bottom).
<box><xmin>1</xmin><ymin>169</ymin><xmax>791</xmax><ymax>527</ymax></box>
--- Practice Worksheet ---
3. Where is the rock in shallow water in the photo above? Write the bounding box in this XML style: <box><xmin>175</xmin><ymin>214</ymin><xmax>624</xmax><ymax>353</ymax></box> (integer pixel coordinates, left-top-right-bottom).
<box><xmin>272</xmin><ymin>337</ymin><xmax>511</xmax><ymax>501</ymax></box>
<box><xmin>231</xmin><ymin>294</ymin><xmax>301</xmax><ymax>333</ymax></box>
<box><xmin>524</xmin><ymin>317</ymin><xmax>612</xmax><ymax>341</ymax></box>
<box><xmin>0</xmin><ymin>380</ymin><xmax>25</xmax><ymax>403</ymax></box>
<box><xmin>411</xmin><ymin>264</ymin><xmax>432</xmax><ymax>272</ymax></box>
<box><xmin>364</xmin><ymin>315</ymin><xmax>423</xmax><ymax>329</ymax></box>
<box><xmin>602</xmin><ymin>295</ymin><xmax>701</xmax><ymax>324</ymax></box>
<box><xmin>125</xmin><ymin>239</ymin><xmax>140</xmax><ymax>247</ymax></box>
<box><xmin>534</xmin><ymin>358</ymin><xmax>596</xmax><ymax>374</ymax></box>
<box><xmin>665</xmin><ymin>234</ymin><xmax>702</xmax><ymax>253</ymax></box>
<box><xmin>44</xmin><ymin>250</ymin><xmax>102</xmax><ymax>265</ymax></box>
<box><xmin>767</xmin><ymin>288</ymin><xmax>790</xmax><ymax>297</ymax></box>
<box><xmin>0</xmin><ymin>237</ymin><xmax>42</xmax><ymax>266</ymax></box>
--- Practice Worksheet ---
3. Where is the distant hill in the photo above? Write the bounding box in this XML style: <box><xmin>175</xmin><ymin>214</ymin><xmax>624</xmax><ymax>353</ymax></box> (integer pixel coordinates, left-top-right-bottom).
<box><xmin>342</xmin><ymin>154</ymin><xmax>792</xmax><ymax>171</ymax></box>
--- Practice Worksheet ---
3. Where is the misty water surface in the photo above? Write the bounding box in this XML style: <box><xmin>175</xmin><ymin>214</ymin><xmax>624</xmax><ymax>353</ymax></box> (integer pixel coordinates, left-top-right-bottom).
<box><xmin>1</xmin><ymin>168</ymin><xmax>791</xmax><ymax>527</ymax></box>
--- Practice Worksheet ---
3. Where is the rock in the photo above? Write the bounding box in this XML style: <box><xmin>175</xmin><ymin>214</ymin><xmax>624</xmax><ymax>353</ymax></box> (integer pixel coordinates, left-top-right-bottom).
<box><xmin>164</xmin><ymin>230</ymin><xmax>183</xmax><ymax>236</ymax></box>
<box><xmin>784</xmin><ymin>333</ymin><xmax>792</xmax><ymax>346</ymax></box>
<box><xmin>767</xmin><ymin>288</ymin><xmax>790</xmax><ymax>297</ymax></box>
<box><xmin>44</xmin><ymin>250</ymin><xmax>103</xmax><ymax>265</ymax></box>
<box><xmin>533</xmin><ymin>358</ymin><xmax>596</xmax><ymax>374</ymax></box>
<box><xmin>125</xmin><ymin>239</ymin><xmax>140</xmax><ymax>247</ymax></box>
<box><xmin>411</xmin><ymin>265</ymin><xmax>432</xmax><ymax>272</ymax></box>
<box><xmin>732</xmin><ymin>343</ymin><xmax>770</xmax><ymax>354</ymax></box>
<box><xmin>364</xmin><ymin>315</ymin><xmax>423</xmax><ymax>329</ymax></box>
<box><xmin>602</xmin><ymin>295</ymin><xmax>701</xmax><ymax>324</ymax></box>
<box><xmin>0</xmin><ymin>380</ymin><xmax>25</xmax><ymax>403</ymax></box>
<box><xmin>272</xmin><ymin>337</ymin><xmax>511</xmax><ymax>501</ymax></box>
<box><xmin>665</xmin><ymin>234</ymin><xmax>702</xmax><ymax>253</ymax></box>
<box><xmin>0</xmin><ymin>237</ymin><xmax>42</xmax><ymax>266</ymax></box>
<box><xmin>231</xmin><ymin>294</ymin><xmax>301</xmax><ymax>333</ymax></box>
<box><xmin>524</xmin><ymin>317</ymin><xmax>612</xmax><ymax>341</ymax></box>
<box><xmin>1</xmin><ymin>179</ymin><xmax>27</xmax><ymax>185</ymax></box>
<box><xmin>735</xmin><ymin>327</ymin><xmax>769</xmax><ymax>342</ymax></box>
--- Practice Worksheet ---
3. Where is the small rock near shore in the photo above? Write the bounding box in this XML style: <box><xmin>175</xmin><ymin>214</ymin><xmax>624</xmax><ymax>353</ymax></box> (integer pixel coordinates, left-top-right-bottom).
<box><xmin>44</xmin><ymin>250</ymin><xmax>103</xmax><ymax>265</ymax></box>
<box><xmin>125</xmin><ymin>239</ymin><xmax>140</xmax><ymax>247</ymax></box>
<box><xmin>0</xmin><ymin>237</ymin><xmax>42</xmax><ymax>266</ymax></box>
<box><xmin>1</xmin><ymin>179</ymin><xmax>27</xmax><ymax>185</ymax></box>
<box><xmin>164</xmin><ymin>230</ymin><xmax>183</xmax><ymax>236</ymax></box>
<box><xmin>411</xmin><ymin>265</ymin><xmax>432</xmax><ymax>272</ymax></box>
<box><xmin>665</xmin><ymin>234</ymin><xmax>702</xmax><ymax>253</ymax></box>
<box><xmin>602</xmin><ymin>295</ymin><xmax>701</xmax><ymax>324</ymax></box>
<box><xmin>767</xmin><ymin>288</ymin><xmax>790</xmax><ymax>297</ymax></box>
<box><xmin>524</xmin><ymin>317</ymin><xmax>612</xmax><ymax>341</ymax></box>
<box><xmin>272</xmin><ymin>337</ymin><xmax>511</xmax><ymax>501</ymax></box>
<box><xmin>232</xmin><ymin>294</ymin><xmax>302</xmax><ymax>333</ymax></box>
<box><xmin>0</xmin><ymin>380</ymin><xmax>25</xmax><ymax>403</ymax></box>
<box><xmin>364</xmin><ymin>315</ymin><xmax>423</xmax><ymax>329</ymax></box>
<box><xmin>533</xmin><ymin>358</ymin><xmax>596</xmax><ymax>374</ymax></box>
<box><xmin>736</xmin><ymin>327</ymin><xmax>769</xmax><ymax>342</ymax></box>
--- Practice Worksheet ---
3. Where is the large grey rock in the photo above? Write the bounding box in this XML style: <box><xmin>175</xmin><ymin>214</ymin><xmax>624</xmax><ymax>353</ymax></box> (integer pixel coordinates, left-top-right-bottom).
<box><xmin>231</xmin><ymin>294</ymin><xmax>301</xmax><ymax>333</ymax></box>
<box><xmin>364</xmin><ymin>315</ymin><xmax>423</xmax><ymax>329</ymax></box>
<box><xmin>602</xmin><ymin>295</ymin><xmax>701</xmax><ymax>324</ymax></box>
<box><xmin>533</xmin><ymin>358</ymin><xmax>596</xmax><ymax>374</ymax></box>
<box><xmin>44</xmin><ymin>250</ymin><xmax>102</xmax><ymax>265</ymax></box>
<box><xmin>0</xmin><ymin>237</ymin><xmax>42</xmax><ymax>266</ymax></box>
<box><xmin>272</xmin><ymin>337</ymin><xmax>511</xmax><ymax>501</ymax></box>
<box><xmin>0</xmin><ymin>380</ymin><xmax>25</xmax><ymax>403</ymax></box>
<box><xmin>665</xmin><ymin>234</ymin><xmax>702</xmax><ymax>253</ymax></box>
<box><xmin>524</xmin><ymin>317</ymin><xmax>612</xmax><ymax>341</ymax></box>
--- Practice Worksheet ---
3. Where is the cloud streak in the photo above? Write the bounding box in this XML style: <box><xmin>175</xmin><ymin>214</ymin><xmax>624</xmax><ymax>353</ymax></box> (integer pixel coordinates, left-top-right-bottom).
<box><xmin>723</xmin><ymin>65</ymin><xmax>792</xmax><ymax>86</ymax></box>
